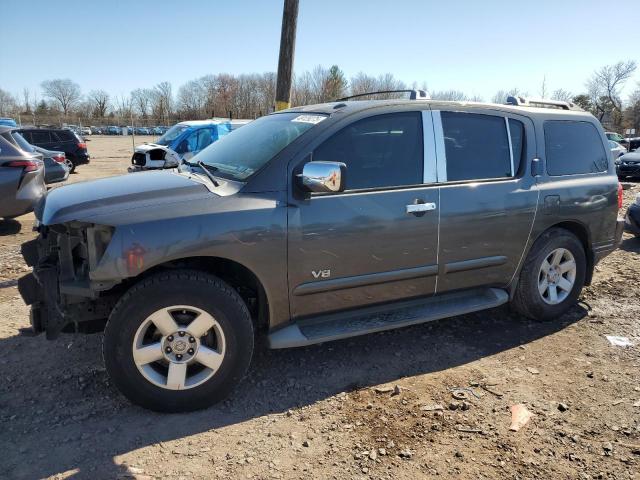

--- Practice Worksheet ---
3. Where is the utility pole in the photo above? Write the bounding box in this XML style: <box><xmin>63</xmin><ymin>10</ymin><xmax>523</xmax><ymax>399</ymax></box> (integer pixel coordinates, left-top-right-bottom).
<box><xmin>275</xmin><ymin>0</ymin><xmax>299</xmax><ymax>111</ymax></box>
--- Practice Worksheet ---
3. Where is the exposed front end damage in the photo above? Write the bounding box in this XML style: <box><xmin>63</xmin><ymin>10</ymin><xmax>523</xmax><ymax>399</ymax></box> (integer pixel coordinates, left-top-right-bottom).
<box><xmin>18</xmin><ymin>222</ymin><xmax>118</xmax><ymax>339</ymax></box>
<box><xmin>128</xmin><ymin>144</ymin><xmax>181</xmax><ymax>172</ymax></box>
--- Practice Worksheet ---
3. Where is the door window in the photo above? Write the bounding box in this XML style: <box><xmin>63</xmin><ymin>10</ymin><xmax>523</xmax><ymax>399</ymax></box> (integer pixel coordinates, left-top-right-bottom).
<box><xmin>441</xmin><ymin>112</ymin><xmax>514</xmax><ymax>181</ymax></box>
<box><xmin>313</xmin><ymin>112</ymin><xmax>423</xmax><ymax>190</ymax></box>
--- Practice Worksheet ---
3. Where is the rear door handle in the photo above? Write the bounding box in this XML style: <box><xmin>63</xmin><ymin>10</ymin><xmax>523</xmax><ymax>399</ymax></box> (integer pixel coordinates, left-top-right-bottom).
<box><xmin>406</xmin><ymin>202</ymin><xmax>437</xmax><ymax>214</ymax></box>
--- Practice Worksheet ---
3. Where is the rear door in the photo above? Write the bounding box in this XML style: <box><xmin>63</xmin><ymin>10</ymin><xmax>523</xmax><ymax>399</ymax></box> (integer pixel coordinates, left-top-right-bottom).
<box><xmin>434</xmin><ymin>108</ymin><xmax>538</xmax><ymax>293</ymax></box>
<box><xmin>287</xmin><ymin>110</ymin><xmax>441</xmax><ymax>319</ymax></box>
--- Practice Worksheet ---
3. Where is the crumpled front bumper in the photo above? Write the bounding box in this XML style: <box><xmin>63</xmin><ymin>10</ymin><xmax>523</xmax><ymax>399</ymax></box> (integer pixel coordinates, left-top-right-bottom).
<box><xmin>17</xmin><ymin>238</ymin><xmax>65</xmax><ymax>339</ymax></box>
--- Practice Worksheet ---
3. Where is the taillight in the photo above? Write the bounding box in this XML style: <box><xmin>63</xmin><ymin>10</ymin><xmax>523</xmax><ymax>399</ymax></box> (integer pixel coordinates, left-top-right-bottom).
<box><xmin>3</xmin><ymin>160</ymin><xmax>39</xmax><ymax>172</ymax></box>
<box><xmin>77</xmin><ymin>142</ymin><xmax>87</xmax><ymax>149</ymax></box>
<box><xmin>617</xmin><ymin>182</ymin><xmax>623</xmax><ymax>210</ymax></box>
<box><xmin>52</xmin><ymin>154</ymin><xmax>66</xmax><ymax>164</ymax></box>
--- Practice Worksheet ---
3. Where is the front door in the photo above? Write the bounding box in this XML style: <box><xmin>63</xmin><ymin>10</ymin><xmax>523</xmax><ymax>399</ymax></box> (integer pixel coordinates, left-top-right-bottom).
<box><xmin>287</xmin><ymin>110</ymin><xmax>440</xmax><ymax>319</ymax></box>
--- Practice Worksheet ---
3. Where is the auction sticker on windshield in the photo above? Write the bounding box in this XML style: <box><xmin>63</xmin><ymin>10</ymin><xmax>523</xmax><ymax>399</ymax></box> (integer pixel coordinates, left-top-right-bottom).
<box><xmin>291</xmin><ymin>115</ymin><xmax>326</xmax><ymax>124</ymax></box>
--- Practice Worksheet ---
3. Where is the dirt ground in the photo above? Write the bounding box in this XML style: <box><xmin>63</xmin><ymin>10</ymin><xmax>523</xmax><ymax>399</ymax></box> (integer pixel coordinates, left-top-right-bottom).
<box><xmin>1</xmin><ymin>135</ymin><xmax>639</xmax><ymax>480</ymax></box>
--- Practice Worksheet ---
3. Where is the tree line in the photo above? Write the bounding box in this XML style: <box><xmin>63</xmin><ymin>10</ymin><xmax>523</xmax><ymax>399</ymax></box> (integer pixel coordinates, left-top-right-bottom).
<box><xmin>0</xmin><ymin>60</ymin><xmax>638</xmax><ymax>133</ymax></box>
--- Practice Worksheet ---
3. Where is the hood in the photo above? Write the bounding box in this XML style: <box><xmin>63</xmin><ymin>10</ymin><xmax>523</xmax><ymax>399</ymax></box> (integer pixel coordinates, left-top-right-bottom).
<box><xmin>620</xmin><ymin>151</ymin><xmax>640</xmax><ymax>163</ymax></box>
<box><xmin>38</xmin><ymin>170</ymin><xmax>214</xmax><ymax>225</ymax></box>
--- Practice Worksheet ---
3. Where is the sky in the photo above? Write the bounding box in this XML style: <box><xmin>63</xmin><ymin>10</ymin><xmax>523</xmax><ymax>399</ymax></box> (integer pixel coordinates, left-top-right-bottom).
<box><xmin>1</xmin><ymin>0</ymin><xmax>639</xmax><ymax>102</ymax></box>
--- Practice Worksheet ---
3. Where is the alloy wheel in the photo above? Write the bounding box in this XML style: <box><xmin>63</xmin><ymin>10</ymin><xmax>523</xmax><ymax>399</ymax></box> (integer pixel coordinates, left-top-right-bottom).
<box><xmin>132</xmin><ymin>305</ymin><xmax>226</xmax><ymax>390</ymax></box>
<box><xmin>538</xmin><ymin>248</ymin><xmax>577</xmax><ymax>305</ymax></box>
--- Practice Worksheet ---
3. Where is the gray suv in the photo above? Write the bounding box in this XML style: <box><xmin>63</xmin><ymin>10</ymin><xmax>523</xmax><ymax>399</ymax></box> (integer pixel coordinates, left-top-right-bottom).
<box><xmin>18</xmin><ymin>93</ymin><xmax>624</xmax><ymax>412</ymax></box>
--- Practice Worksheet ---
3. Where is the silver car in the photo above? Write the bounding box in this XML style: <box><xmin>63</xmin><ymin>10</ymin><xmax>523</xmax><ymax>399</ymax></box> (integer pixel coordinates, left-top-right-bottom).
<box><xmin>609</xmin><ymin>140</ymin><xmax>627</xmax><ymax>159</ymax></box>
<box><xmin>0</xmin><ymin>126</ymin><xmax>46</xmax><ymax>219</ymax></box>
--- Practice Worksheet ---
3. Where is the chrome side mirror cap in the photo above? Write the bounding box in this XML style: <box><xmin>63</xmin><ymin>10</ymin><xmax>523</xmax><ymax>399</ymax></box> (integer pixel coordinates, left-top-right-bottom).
<box><xmin>298</xmin><ymin>161</ymin><xmax>346</xmax><ymax>193</ymax></box>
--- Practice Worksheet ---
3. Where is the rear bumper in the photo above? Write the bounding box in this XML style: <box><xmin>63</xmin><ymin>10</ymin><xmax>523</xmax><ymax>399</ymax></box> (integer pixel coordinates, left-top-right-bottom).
<box><xmin>593</xmin><ymin>218</ymin><xmax>625</xmax><ymax>265</ymax></box>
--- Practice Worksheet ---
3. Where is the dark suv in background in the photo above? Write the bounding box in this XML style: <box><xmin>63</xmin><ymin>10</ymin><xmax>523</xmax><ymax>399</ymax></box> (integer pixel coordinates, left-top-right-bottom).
<box><xmin>18</xmin><ymin>128</ymin><xmax>89</xmax><ymax>173</ymax></box>
<box><xmin>18</xmin><ymin>93</ymin><xmax>624</xmax><ymax>412</ymax></box>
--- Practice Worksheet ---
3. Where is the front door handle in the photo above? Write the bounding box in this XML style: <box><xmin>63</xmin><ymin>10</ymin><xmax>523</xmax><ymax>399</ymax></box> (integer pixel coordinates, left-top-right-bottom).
<box><xmin>406</xmin><ymin>202</ymin><xmax>437</xmax><ymax>215</ymax></box>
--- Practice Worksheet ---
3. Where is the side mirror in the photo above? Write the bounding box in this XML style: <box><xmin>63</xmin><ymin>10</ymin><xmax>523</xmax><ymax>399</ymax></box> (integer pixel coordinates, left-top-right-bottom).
<box><xmin>298</xmin><ymin>161</ymin><xmax>346</xmax><ymax>193</ymax></box>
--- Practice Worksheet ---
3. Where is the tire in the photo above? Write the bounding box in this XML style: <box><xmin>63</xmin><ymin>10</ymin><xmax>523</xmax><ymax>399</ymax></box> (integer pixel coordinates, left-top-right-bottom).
<box><xmin>103</xmin><ymin>270</ymin><xmax>254</xmax><ymax>412</ymax></box>
<box><xmin>65</xmin><ymin>158</ymin><xmax>75</xmax><ymax>173</ymax></box>
<box><xmin>511</xmin><ymin>228</ymin><xmax>586</xmax><ymax>321</ymax></box>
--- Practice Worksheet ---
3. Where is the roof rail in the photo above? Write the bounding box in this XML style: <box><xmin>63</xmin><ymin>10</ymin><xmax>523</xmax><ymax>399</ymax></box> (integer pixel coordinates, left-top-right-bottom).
<box><xmin>336</xmin><ymin>89</ymin><xmax>430</xmax><ymax>102</ymax></box>
<box><xmin>505</xmin><ymin>95</ymin><xmax>582</xmax><ymax>111</ymax></box>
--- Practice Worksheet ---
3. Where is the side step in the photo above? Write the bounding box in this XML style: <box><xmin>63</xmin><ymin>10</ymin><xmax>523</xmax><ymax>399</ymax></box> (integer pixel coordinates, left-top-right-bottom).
<box><xmin>268</xmin><ymin>288</ymin><xmax>508</xmax><ymax>349</ymax></box>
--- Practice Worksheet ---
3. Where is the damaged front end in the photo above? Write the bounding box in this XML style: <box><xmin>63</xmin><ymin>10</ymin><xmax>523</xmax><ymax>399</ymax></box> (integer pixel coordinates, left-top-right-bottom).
<box><xmin>128</xmin><ymin>144</ymin><xmax>182</xmax><ymax>173</ymax></box>
<box><xmin>18</xmin><ymin>222</ymin><xmax>118</xmax><ymax>339</ymax></box>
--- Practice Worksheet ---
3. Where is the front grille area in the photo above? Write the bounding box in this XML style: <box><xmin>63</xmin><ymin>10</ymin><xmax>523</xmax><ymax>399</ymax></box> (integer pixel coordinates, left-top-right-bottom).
<box><xmin>132</xmin><ymin>152</ymin><xmax>147</xmax><ymax>166</ymax></box>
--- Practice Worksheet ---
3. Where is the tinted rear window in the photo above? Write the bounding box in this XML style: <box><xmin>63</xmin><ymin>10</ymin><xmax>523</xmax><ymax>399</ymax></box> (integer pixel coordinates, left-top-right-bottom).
<box><xmin>544</xmin><ymin>121</ymin><xmax>608</xmax><ymax>176</ymax></box>
<box><xmin>54</xmin><ymin>130</ymin><xmax>74</xmax><ymax>141</ymax></box>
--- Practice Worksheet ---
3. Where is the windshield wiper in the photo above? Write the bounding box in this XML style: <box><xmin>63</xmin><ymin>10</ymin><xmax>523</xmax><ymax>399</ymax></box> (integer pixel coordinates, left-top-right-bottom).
<box><xmin>186</xmin><ymin>160</ymin><xmax>220</xmax><ymax>187</ymax></box>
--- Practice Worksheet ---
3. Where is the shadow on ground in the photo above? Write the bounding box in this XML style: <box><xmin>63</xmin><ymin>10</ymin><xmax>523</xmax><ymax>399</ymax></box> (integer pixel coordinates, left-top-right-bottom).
<box><xmin>0</xmin><ymin>219</ymin><xmax>22</xmax><ymax>236</ymax></box>
<box><xmin>1</xmin><ymin>304</ymin><xmax>586</xmax><ymax>479</ymax></box>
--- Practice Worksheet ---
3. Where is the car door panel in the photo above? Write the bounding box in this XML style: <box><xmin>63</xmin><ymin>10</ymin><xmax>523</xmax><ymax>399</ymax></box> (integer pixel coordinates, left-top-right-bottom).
<box><xmin>434</xmin><ymin>110</ymin><xmax>538</xmax><ymax>293</ymax></box>
<box><xmin>288</xmin><ymin>187</ymin><xmax>439</xmax><ymax>318</ymax></box>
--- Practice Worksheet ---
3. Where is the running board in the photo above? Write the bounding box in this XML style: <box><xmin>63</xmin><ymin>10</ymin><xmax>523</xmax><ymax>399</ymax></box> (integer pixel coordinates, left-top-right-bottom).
<box><xmin>268</xmin><ymin>288</ymin><xmax>508</xmax><ymax>349</ymax></box>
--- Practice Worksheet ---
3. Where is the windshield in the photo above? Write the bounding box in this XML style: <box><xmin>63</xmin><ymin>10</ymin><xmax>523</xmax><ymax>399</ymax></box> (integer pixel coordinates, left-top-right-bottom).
<box><xmin>11</xmin><ymin>132</ymin><xmax>35</xmax><ymax>152</ymax></box>
<box><xmin>193</xmin><ymin>113</ymin><xmax>326</xmax><ymax>181</ymax></box>
<box><xmin>156</xmin><ymin>124</ymin><xmax>189</xmax><ymax>146</ymax></box>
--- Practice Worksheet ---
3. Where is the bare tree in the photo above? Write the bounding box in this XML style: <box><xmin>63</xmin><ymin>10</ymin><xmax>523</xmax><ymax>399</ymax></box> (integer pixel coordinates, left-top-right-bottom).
<box><xmin>586</xmin><ymin>60</ymin><xmax>637</xmax><ymax>125</ymax></box>
<box><xmin>491</xmin><ymin>88</ymin><xmax>526</xmax><ymax>104</ymax></box>
<box><xmin>131</xmin><ymin>88</ymin><xmax>154</xmax><ymax>119</ymax></box>
<box><xmin>88</xmin><ymin>89</ymin><xmax>110</xmax><ymax>118</ymax></box>
<box><xmin>22</xmin><ymin>88</ymin><xmax>31</xmax><ymax>114</ymax></box>
<box><xmin>349</xmin><ymin>73</ymin><xmax>378</xmax><ymax>96</ymax></box>
<box><xmin>551</xmin><ymin>89</ymin><xmax>573</xmax><ymax>102</ymax></box>
<box><xmin>151</xmin><ymin>82</ymin><xmax>173</xmax><ymax>123</ymax></box>
<box><xmin>0</xmin><ymin>88</ymin><xmax>18</xmax><ymax>116</ymax></box>
<box><xmin>41</xmin><ymin>79</ymin><xmax>81</xmax><ymax>115</ymax></box>
<box><xmin>587</xmin><ymin>60</ymin><xmax>637</xmax><ymax>111</ymax></box>
<box><xmin>431</xmin><ymin>90</ymin><xmax>468</xmax><ymax>101</ymax></box>
<box><xmin>539</xmin><ymin>76</ymin><xmax>548</xmax><ymax>99</ymax></box>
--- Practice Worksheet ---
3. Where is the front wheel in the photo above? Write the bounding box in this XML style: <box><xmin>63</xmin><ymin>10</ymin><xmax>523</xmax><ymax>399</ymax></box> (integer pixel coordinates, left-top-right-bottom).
<box><xmin>103</xmin><ymin>270</ymin><xmax>254</xmax><ymax>412</ymax></box>
<box><xmin>511</xmin><ymin>228</ymin><xmax>586</xmax><ymax>321</ymax></box>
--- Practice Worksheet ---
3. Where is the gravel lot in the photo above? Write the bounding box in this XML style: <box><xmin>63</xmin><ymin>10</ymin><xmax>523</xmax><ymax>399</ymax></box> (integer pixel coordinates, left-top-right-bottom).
<box><xmin>1</xmin><ymin>136</ymin><xmax>639</xmax><ymax>479</ymax></box>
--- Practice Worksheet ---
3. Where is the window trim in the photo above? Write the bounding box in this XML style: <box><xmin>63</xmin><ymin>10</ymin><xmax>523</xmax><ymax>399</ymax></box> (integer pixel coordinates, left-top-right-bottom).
<box><xmin>433</xmin><ymin>110</ymin><xmax>522</xmax><ymax>184</ymax></box>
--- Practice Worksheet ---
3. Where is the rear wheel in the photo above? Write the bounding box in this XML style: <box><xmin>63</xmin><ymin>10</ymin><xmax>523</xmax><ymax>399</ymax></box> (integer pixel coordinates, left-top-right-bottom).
<box><xmin>511</xmin><ymin>228</ymin><xmax>586</xmax><ymax>321</ymax></box>
<box><xmin>103</xmin><ymin>270</ymin><xmax>254</xmax><ymax>412</ymax></box>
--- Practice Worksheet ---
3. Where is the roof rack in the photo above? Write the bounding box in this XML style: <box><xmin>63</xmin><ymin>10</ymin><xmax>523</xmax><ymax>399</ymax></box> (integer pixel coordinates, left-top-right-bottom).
<box><xmin>505</xmin><ymin>96</ymin><xmax>582</xmax><ymax>111</ymax></box>
<box><xmin>336</xmin><ymin>89</ymin><xmax>430</xmax><ymax>102</ymax></box>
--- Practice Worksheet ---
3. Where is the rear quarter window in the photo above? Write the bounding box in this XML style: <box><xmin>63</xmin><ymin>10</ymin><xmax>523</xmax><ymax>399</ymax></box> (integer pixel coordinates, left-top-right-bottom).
<box><xmin>54</xmin><ymin>130</ymin><xmax>74</xmax><ymax>141</ymax></box>
<box><xmin>544</xmin><ymin>121</ymin><xmax>608</xmax><ymax>176</ymax></box>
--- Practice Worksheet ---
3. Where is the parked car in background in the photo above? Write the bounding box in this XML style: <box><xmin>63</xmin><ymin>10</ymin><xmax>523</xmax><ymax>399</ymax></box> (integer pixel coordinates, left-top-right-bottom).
<box><xmin>606</xmin><ymin>132</ymin><xmax>626</xmax><ymax>143</ymax></box>
<box><xmin>107</xmin><ymin>126</ymin><xmax>120</xmax><ymax>135</ymax></box>
<box><xmin>129</xmin><ymin>119</ymin><xmax>250</xmax><ymax>171</ymax></box>
<box><xmin>32</xmin><ymin>146</ymin><xmax>70</xmax><ymax>184</ymax></box>
<box><xmin>0</xmin><ymin>126</ymin><xmax>45</xmax><ymax>219</ymax></box>
<box><xmin>609</xmin><ymin>140</ymin><xmax>627</xmax><ymax>158</ymax></box>
<box><xmin>0</xmin><ymin>117</ymin><xmax>18</xmax><ymax>127</ymax></box>
<box><xmin>625</xmin><ymin>193</ymin><xmax>640</xmax><ymax>237</ymax></box>
<box><xmin>18</xmin><ymin>94</ymin><xmax>623</xmax><ymax>412</ymax></box>
<box><xmin>81</xmin><ymin>127</ymin><xmax>92</xmax><ymax>136</ymax></box>
<box><xmin>18</xmin><ymin>128</ymin><xmax>89</xmax><ymax>173</ymax></box>
<box><xmin>615</xmin><ymin>150</ymin><xmax>640</xmax><ymax>179</ymax></box>
<box><xmin>7</xmin><ymin>129</ymin><xmax>69</xmax><ymax>184</ymax></box>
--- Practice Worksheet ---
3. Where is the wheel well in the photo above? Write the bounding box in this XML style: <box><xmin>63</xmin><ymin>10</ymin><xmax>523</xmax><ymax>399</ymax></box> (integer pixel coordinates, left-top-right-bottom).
<box><xmin>544</xmin><ymin>221</ymin><xmax>594</xmax><ymax>285</ymax></box>
<box><xmin>139</xmin><ymin>257</ymin><xmax>270</xmax><ymax>332</ymax></box>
